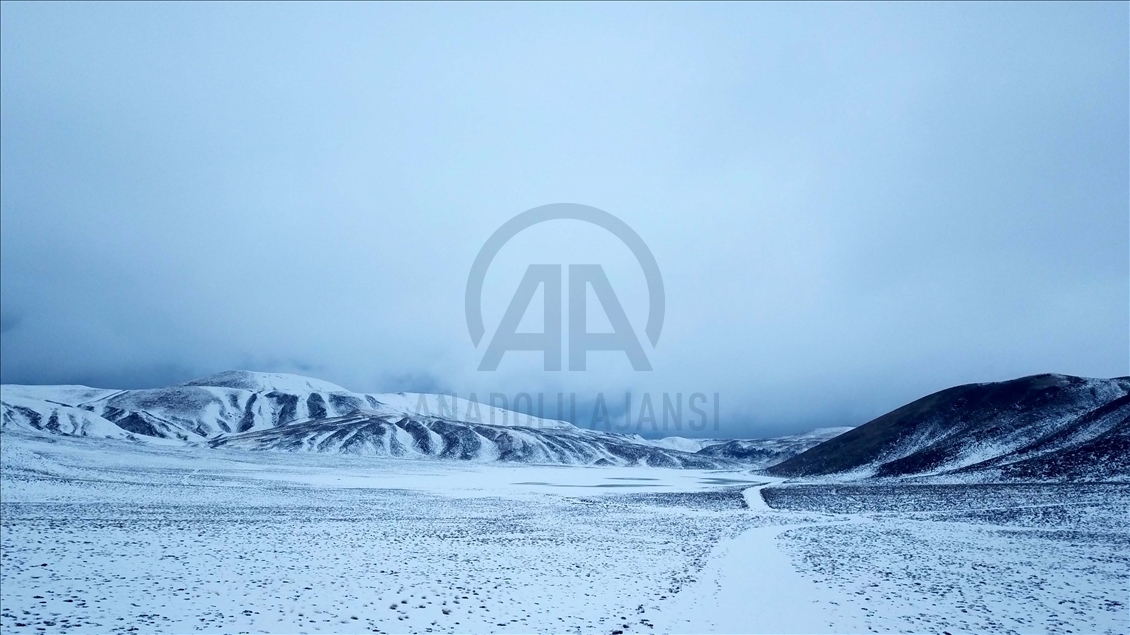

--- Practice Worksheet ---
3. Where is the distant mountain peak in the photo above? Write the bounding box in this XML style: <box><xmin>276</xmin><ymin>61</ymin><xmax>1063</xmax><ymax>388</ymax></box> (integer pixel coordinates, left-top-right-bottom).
<box><xmin>180</xmin><ymin>370</ymin><xmax>349</xmax><ymax>394</ymax></box>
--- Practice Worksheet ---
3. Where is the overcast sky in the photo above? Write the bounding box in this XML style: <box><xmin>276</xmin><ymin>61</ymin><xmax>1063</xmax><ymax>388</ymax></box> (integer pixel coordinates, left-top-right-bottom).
<box><xmin>1</xmin><ymin>3</ymin><xmax>1126</xmax><ymax>437</ymax></box>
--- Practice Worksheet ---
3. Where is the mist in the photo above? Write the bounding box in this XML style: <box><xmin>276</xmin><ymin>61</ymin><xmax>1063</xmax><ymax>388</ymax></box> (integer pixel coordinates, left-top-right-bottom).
<box><xmin>2</xmin><ymin>3</ymin><xmax>1126</xmax><ymax>437</ymax></box>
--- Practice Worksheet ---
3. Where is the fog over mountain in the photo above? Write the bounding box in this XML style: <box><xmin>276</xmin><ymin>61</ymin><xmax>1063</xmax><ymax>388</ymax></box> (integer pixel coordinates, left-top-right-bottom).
<box><xmin>1</xmin><ymin>3</ymin><xmax>1126</xmax><ymax>437</ymax></box>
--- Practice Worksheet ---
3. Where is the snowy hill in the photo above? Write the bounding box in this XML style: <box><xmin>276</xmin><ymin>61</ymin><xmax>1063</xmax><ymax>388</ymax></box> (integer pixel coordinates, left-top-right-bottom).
<box><xmin>646</xmin><ymin>437</ymin><xmax>729</xmax><ymax>453</ymax></box>
<box><xmin>11</xmin><ymin>370</ymin><xmax>1122</xmax><ymax>475</ymax></box>
<box><xmin>208</xmin><ymin>412</ymin><xmax>727</xmax><ymax>467</ymax></box>
<box><xmin>1</xmin><ymin>371</ymin><xmax>726</xmax><ymax>467</ymax></box>
<box><xmin>696</xmin><ymin>427</ymin><xmax>854</xmax><ymax>469</ymax></box>
<box><xmin>181</xmin><ymin>370</ymin><xmax>349</xmax><ymax>393</ymax></box>
<box><xmin>1</xmin><ymin>395</ymin><xmax>134</xmax><ymax>439</ymax></box>
<box><xmin>767</xmin><ymin>374</ymin><xmax>1130</xmax><ymax>481</ymax></box>
<box><xmin>2</xmin><ymin>370</ymin><xmax>573</xmax><ymax>442</ymax></box>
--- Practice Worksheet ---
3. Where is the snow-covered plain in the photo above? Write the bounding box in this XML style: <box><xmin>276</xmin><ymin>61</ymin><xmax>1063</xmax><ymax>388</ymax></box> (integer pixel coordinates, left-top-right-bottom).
<box><xmin>2</xmin><ymin>433</ymin><xmax>1127</xmax><ymax>634</ymax></box>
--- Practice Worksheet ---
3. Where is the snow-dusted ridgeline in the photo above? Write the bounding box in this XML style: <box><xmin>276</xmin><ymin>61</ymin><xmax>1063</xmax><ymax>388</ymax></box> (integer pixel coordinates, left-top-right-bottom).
<box><xmin>2</xmin><ymin>371</ymin><xmax>572</xmax><ymax>441</ymax></box>
<box><xmin>1</xmin><ymin>371</ymin><xmax>729</xmax><ymax>468</ymax></box>
<box><xmin>769</xmin><ymin>374</ymin><xmax>1130</xmax><ymax>481</ymax></box>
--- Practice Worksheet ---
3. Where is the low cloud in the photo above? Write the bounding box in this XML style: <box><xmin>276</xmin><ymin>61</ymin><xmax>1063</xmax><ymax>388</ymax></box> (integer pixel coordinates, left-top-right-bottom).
<box><xmin>1</xmin><ymin>3</ymin><xmax>1126</xmax><ymax>435</ymax></box>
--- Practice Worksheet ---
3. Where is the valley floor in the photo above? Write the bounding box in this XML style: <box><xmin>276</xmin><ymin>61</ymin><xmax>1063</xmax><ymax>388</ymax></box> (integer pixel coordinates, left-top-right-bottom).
<box><xmin>1</xmin><ymin>434</ymin><xmax>1127</xmax><ymax>634</ymax></box>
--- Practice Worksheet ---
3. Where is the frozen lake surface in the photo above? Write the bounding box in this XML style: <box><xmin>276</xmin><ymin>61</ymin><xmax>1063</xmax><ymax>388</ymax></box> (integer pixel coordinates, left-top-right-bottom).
<box><xmin>2</xmin><ymin>434</ymin><xmax>1127</xmax><ymax>633</ymax></box>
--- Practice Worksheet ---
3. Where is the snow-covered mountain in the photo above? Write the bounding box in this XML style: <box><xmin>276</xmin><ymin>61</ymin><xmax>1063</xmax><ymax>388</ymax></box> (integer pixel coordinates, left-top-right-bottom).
<box><xmin>767</xmin><ymin>374</ymin><xmax>1130</xmax><ymax>481</ymax></box>
<box><xmin>645</xmin><ymin>437</ymin><xmax>729</xmax><ymax>453</ymax></box>
<box><xmin>1</xmin><ymin>371</ymin><xmax>728</xmax><ymax>467</ymax></box>
<box><xmin>13</xmin><ymin>370</ymin><xmax>1121</xmax><ymax>476</ymax></box>
<box><xmin>0</xmin><ymin>394</ymin><xmax>134</xmax><ymax>439</ymax></box>
<box><xmin>208</xmin><ymin>412</ymin><xmax>725</xmax><ymax>467</ymax></box>
<box><xmin>696</xmin><ymin>427</ymin><xmax>854</xmax><ymax>469</ymax></box>
<box><xmin>2</xmin><ymin>371</ymin><xmax>573</xmax><ymax>441</ymax></box>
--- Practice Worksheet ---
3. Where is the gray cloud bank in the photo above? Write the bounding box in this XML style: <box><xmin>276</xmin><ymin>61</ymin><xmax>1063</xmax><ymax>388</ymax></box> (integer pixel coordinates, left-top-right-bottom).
<box><xmin>1</xmin><ymin>3</ymin><xmax>1126</xmax><ymax>437</ymax></box>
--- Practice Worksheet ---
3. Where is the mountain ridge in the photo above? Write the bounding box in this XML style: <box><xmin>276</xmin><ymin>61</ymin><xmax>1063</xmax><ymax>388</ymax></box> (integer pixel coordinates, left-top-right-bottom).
<box><xmin>767</xmin><ymin>373</ymin><xmax>1130</xmax><ymax>481</ymax></box>
<box><xmin>10</xmin><ymin>370</ymin><xmax>1122</xmax><ymax>477</ymax></box>
<box><xmin>0</xmin><ymin>370</ymin><xmax>750</xmax><ymax>468</ymax></box>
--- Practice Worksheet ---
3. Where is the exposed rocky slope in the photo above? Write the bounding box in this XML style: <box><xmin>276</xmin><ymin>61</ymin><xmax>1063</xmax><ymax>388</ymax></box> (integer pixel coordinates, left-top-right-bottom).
<box><xmin>2</xmin><ymin>371</ymin><xmax>729</xmax><ymax>467</ymax></box>
<box><xmin>2</xmin><ymin>371</ymin><xmax>571</xmax><ymax>441</ymax></box>
<box><xmin>767</xmin><ymin>374</ymin><xmax>1130</xmax><ymax>481</ymax></box>
<box><xmin>209</xmin><ymin>412</ymin><xmax>725</xmax><ymax>467</ymax></box>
